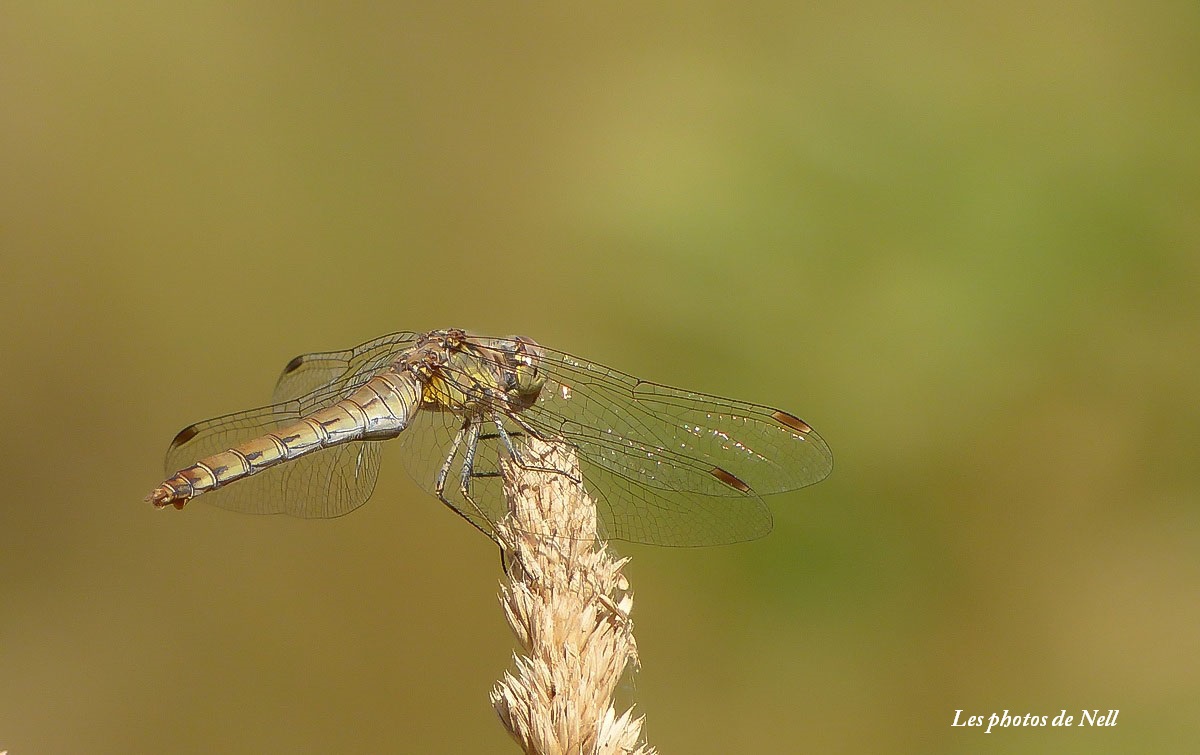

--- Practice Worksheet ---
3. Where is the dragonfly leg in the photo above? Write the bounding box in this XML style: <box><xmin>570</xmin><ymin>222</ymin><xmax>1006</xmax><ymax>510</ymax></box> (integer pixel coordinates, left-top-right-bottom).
<box><xmin>472</xmin><ymin>425</ymin><xmax>525</xmax><ymax>471</ymax></box>
<box><xmin>456</xmin><ymin>418</ymin><xmax>505</xmax><ymax>538</ymax></box>
<box><xmin>490</xmin><ymin>416</ymin><xmax>522</xmax><ymax>462</ymax></box>
<box><xmin>449</xmin><ymin>419</ymin><xmax>524</xmax><ymax>482</ymax></box>
<box><xmin>474</xmin><ymin>415</ymin><xmax>576</xmax><ymax>486</ymax></box>
<box><xmin>498</xmin><ymin>414</ymin><xmax>583</xmax><ymax>486</ymax></box>
<box><xmin>432</xmin><ymin>418</ymin><xmax>499</xmax><ymax>543</ymax></box>
<box><xmin>457</xmin><ymin>419</ymin><xmax>483</xmax><ymax>500</ymax></box>
<box><xmin>434</xmin><ymin>422</ymin><xmax>466</xmax><ymax>500</ymax></box>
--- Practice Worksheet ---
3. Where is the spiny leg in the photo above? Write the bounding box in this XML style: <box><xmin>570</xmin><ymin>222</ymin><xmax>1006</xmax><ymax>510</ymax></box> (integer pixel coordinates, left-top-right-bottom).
<box><xmin>454</xmin><ymin>420</ymin><xmax>520</xmax><ymax>569</ymax></box>
<box><xmin>470</xmin><ymin>415</ymin><xmax>576</xmax><ymax>483</ymax></box>
<box><xmin>498</xmin><ymin>413</ymin><xmax>583</xmax><ymax>486</ymax></box>
<box><xmin>491</xmin><ymin>415</ymin><xmax>522</xmax><ymax>461</ymax></box>
<box><xmin>456</xmin><ymin>412</ymin><xmax>528</xmax><ymax>482</ymax></box>
<box><xmin>434</xmin><ymin>421</ymin><xmax>466</xmax><ymax>501</ymax></box>
<box><xmin>457</xmin><ymin>418</ymin><xmax>502</xmax><ymax>536</ymax></box>
<box><xmin>433</xmin><ymin>417</ymin><xmax>498</xmax><ymax>543</ymax></box>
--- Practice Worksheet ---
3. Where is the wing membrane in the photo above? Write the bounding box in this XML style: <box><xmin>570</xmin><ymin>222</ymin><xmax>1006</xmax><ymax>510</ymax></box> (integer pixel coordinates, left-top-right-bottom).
<box><xmin>429</xmin><ymin>337</ymin><xmax>831</xmax><ymax>545</ymax></box>
<box><xmin>389</xmin><ymin>405</ymin><xmax>757</xmax><ymax>546</ymax></box>
<box><xmin>272</xmin><ymin>331</ymin><xmax>419</xmax><ymax>406</ymax></box>
<box><xmin>157</xmin><ymin>330</ymin><xmax>831</xmax><ymax>544</ymax></box>
<box><xmin>392</xmin><ymin>408</ymin><xmax>508</xmax><ymax>538</ymax></box>
<box><xmin>527</xmin><ymin>345</ymin><xmax>833</xmax><ymax>497</ymax></box>
<box><xmin>161</xmin><ymin>332</ymin><xmax>419</xmax><ymax>517</ymax></box>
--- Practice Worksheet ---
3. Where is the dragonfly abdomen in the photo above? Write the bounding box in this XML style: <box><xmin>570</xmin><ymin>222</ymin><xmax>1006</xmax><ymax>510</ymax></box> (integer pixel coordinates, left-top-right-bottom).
<box><xmin>148</xmin><ymin>369</ymin><xmax>422</xmax><ymax>510</ymax></box>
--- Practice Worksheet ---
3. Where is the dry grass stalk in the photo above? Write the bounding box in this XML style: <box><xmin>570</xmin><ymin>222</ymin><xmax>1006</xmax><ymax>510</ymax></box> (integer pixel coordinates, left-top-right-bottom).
<box><xmin>490</xmin><ymin>437</ymin><xmax>655</xmax><ymax>755</ymax></box>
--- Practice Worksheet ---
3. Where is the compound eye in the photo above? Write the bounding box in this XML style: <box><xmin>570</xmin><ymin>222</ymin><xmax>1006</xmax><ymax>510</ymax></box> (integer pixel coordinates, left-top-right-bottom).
<box><xmin>511</xmin><ymin>336</ymin><xmax>544</xmax><ymax>370</ymax></box>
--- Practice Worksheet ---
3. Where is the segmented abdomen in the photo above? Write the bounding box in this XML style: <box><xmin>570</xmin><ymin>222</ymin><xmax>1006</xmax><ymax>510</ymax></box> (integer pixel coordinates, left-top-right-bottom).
<box><xmin>148</xmin><ymin>369</ymin><xmax>421</xmax><ymax>508</ymax></box>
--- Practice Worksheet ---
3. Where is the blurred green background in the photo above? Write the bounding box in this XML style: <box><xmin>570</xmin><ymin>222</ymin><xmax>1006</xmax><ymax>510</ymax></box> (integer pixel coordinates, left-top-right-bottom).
<box><xmin>2</xmin><ymin>2</ymin><xmax>1197</xmax><ymax>753</ymax></box>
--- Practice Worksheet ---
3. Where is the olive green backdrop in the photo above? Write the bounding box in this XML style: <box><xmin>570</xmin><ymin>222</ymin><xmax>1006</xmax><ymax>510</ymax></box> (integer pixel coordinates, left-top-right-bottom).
<box><xmin>2</xmin><ymin>2</ymin><xmax>1196</xmax><ymax>753</ymax></box>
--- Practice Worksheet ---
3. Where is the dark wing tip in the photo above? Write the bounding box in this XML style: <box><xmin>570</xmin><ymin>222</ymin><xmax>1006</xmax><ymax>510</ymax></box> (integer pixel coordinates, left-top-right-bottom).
<box><xmin>710</xmin><ymin>466</ymin><xmax>753</xmax><ymax>493</ymax></box>
<box><xmin>169</xmin><ymin>423</ymin><xmax>201</xmax><ymax>450</ymax></box>
<box><xmin>282</xmin><ymin>354</ymin><xmax>307</xmax><ymax>375</ymax></box>
<box><xmin>771</xmin><ymin>410</ymin><xmax>813</xmax><ymax>434</ymax></box>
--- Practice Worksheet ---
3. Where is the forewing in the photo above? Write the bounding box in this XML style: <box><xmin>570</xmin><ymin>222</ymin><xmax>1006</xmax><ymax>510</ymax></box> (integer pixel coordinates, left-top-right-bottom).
<box><xmin>272</xmin><ymin>331</ymin><xmax>419</xmax><ymax>406</ymax></box>
<box><xmin>526</xmin><ymin>345</ymin><xmax>833</xmax><ymax>497</ymax></box>
<box><xmin>487</xmin><ymin>341</ymin><xmax>833</xmax><ymax>545</ymax></box>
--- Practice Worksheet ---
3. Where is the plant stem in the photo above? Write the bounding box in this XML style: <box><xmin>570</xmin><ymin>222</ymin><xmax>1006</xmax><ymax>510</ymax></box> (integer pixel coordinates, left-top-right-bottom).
<box><xmin>490</xmin><ymin>437</ymin><xmax>655</xmax><ymax>755</ymax></box>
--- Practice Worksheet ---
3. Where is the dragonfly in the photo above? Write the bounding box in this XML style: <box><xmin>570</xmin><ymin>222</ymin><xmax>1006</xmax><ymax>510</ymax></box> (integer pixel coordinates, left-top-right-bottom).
<box><xmin>148</xmin><ymin>329</ymin><xmax>832</xmax><ymax>546</ymax></box>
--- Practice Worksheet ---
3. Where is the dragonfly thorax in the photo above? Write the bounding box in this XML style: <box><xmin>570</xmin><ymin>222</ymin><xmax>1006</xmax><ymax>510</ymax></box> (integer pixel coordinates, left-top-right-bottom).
<box><xmin>408</xmin><ymin>331</ymin><xmax>546</xmax><ymax>416</ymax></box>
<box><xmin>499</xmin><ymin>335</ymin><xmax>546</xmax><ymax>412</ymax></box>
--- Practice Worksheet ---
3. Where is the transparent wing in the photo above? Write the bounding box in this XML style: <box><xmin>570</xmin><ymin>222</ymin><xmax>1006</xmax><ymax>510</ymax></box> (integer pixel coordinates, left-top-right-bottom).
<box><xmin>161</xmin><ymin>332</ymin><xmax>420</xmax><ymax>517</ymax></box>
<box><xmin>392</xmin><ymin>408</ymin><xmax>508</xmax><ymax>539</ymax></box>
<box><xmin>436</xmin><ymin>337</ymin><xmax>833</xmax><ymax>546</ymax></box>
<box><xmin>390</xmin><ymin>407</ymin><xmax>693</xmax><ymax>545</ymax></box>
<box><xmin>168</xmin><ymin>416</ymin><xmax>383</xmax><ymax>518</ymax></box>
<box><xmin>527</xmin><ymin>344</ymin><xmax>833</xmax><ymax>496</ymax></box>
<box><xmin>272</xmin><ymin>331</ymin><xmax>420</xmax><ymax>406</ymax></box>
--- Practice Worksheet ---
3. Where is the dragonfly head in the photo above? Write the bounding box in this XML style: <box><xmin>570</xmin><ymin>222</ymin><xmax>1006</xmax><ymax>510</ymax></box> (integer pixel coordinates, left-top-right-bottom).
<box><xmin>501</xmin><ymin>335</ymin><xmax>546</xmax><ymax>410</ymax></box>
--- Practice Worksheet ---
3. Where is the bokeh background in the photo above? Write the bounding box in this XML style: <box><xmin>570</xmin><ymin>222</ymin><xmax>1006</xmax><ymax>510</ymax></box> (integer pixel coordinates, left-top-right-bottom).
<box><xmin>2</xmin><ymin>2</ymin><xmax>1197</xmax><ymax>753</ymax></box>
